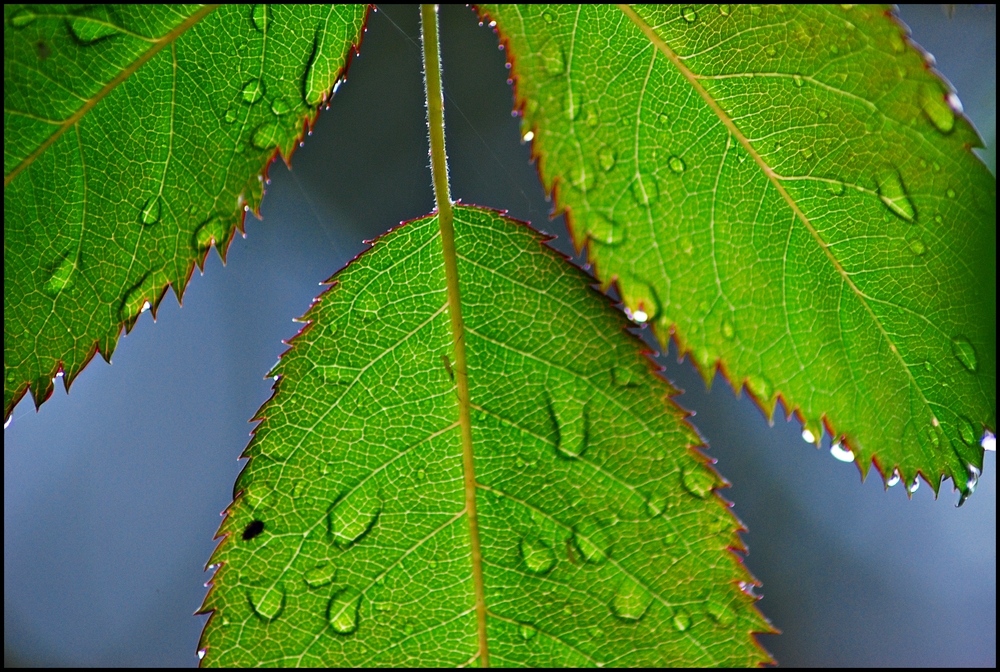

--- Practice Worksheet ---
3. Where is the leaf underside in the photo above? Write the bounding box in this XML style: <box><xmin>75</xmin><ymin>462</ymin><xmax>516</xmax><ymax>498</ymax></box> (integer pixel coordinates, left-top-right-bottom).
<box><xmin>3</xmin><ymin>4</ymin><xmax>366</xmax><ymax>419</ymax></box>
<box><xmin>199</xmin><ymin>206</ymin><xmax>771</xmax><ymax>667</ymax></box>
<box><xmin>485</xmin><ymin>4</ymin><xmax>996</xmax><ymax>493</ymax></box>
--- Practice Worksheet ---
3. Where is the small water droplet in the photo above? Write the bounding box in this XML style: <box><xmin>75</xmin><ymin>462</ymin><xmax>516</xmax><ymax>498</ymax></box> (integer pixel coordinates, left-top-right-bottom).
<box><xmin>585</xmin><ymin>109</ymin><xmax>599</xmax><ymax>128</ymax></box>
<box><xmin>745</xmin><ymin>375</ymin><xmax>773</xmax><ymax>405</ymax></box>
<box><xmin>876</xmin><ymin>169</ymin><xmax>915</xmax><ymax>222</ymax></box>
<box><xmin>707</xmin><ymin>600</ymin><xmax>735</xmax><ymax>626</ymax></box>
<box><xmin>946</xmin><ymin>187</ymin><xmax>956</xmax><ymax>199</ymax></box>
<box><xmin>541</xmin><ymin>42</ymin><xmax>565</xmax><ymax>76</ymax></box>
<box><xmin>67</xmin><ymin>15</ymin><xmax>119</xmax><ymax>43</ymax></box>
<box><xmin>11</xmin><ymin>8</ymin><xmax>38</xmax><ymax>27</ymax></box>
<box><xmin>241</xmin><ymin>79</ymin><xmax>265</xmax><ymax>105</ymax></box>
<box><xmin>223</xmin><ymin>104</ymin><xmax>238</xmax><ymax>124</ymax></box>
<box><xmin>598</xmin><ymin>147</ymin><xmax>617</xmax><ymax>172</ymax></box>
<box><xmin>271</xmin><ymin>97</ymin><xmax>294</xmax><ymax>116</ymax></box>
<box><xmin>44</xmin><ymin>254</ymin><xmax>76</xmax><ymax>297</ymax></box>
<box><xmin>681</xmin><ymin>465</ymin><xmax>715</xmax><ymax>499</ymax></box>
<box><xmin>721</xmin><ymin>317</ymin><xmax>735</xmax><ymax>340</ymax></box>
<box><xmin>251</xmin><ymin>4</ymin><xmax>268</xmax><ymax>31</ymax></box>
<box><xmin>589</xmin><ymin>212</ymin><xmax>625</xmax><ymax>246</ymax></box>
<box><xmin>886</xmin><ymin>469</ymin><xmax>901</xmax><ymax>487</ymax></box>
<box><xmin>792</xmin><ymin>74</ymin><xmax>805</xmax><ymax>88</ymax></box>
<box><xmin>414</xmin><ymin>468</ymin><xmax>427</xmax><ymax>481</ymax></box>
<box><xmin>329</xmin><ymin>590</ymin><xmax>362</xmax><ymax>635</ymax></box>
<box><xmin>198</xmin><ymin>648</ymin><xmax>207</xmax><ymax>661</ymax></box>
<box><xmin>908</xmin><ymin>478</ymin><xmax>920</xmax><ymax>494</ymax></box>
<box><xmin>248</xmin><ymin>584</ymin><xmax>285</xmax><ymax>621</ymax></box>
<box><xmin>957</xmin><ymin>416</ymin><xmax>979</xmax><ymax>446</ymax></box>
<box><xmin>119</xmin><ymin>274</ymin><xmax>158</xmax><ymax>321</ymax></box>
<box><xmin>519</xmin><ymin>623</ymin><xmax>538</xmax><ymax>640</ymax></box>
<box><xmin>681</xmin><ymin>6</ymin><xmax>698</xmax><ymax>22</ymax></box>
<box><xmin>329</xmin><ymin>492</ymin><xmax>382</xmax><ymax>548</ymax></box>
<box><xmin>830</xmin><ymin>442</ymin><xmax>854</xmax><ymax>463</ymax></box>
<box><xmin>194</xmin><ymin>216</ymin><xmax>227</xmax><ymax>252</ymax></box>
<box><xmin>520</xmin><ymin>538</ymin><xmax>556</xmax><ymax>574</ymax></box>
<box><xmin>573</xmin><ymin>520</ymin><xmax>613</xmax><ymax>564</ymax></box>
<box><xmin>630</xmin><ymin>176</ymin><xmax>658</xmax><ymax>205</ymax></box>
<box><xmin>251</xmin><ymin>119</ymin><xmax>283</xmax><ymax>150</ymax></box>
<box><xmin>919</xmin><ymin>82</ymin><xmax>955</xmax><ymax>134</ymax></box>
<box><xmin>611</xmin><ymin>365</ymin><xmax>639</xmax><ymax>388</ymax></box>
<box><xmin>719</xmin><ymin>5</ymin><xmax>733</xmax><ymax>16</ymax></box>
<box><xmin>673</xmin><ymin>611</ymin><xmax>692</xmax><ymax>631</ymax></box>
<box><xmin>801</xmin><ymin>428</ymin><xmax>817</xmax><ymax>444</ymax></box>
<box><xmin>542</xmin><ymin>9</ymin><xmax>556</xmax><ymax>23</ymax></box>
<box><xmin>956</xmin><ymin>463</ymin><xmax>980</xmax><ymax>507</ymax></box>
<box><xmin>645</xmin><ymin>494</ymin><xmax>667</xmax><ymax>517</ymax></box>
<box><xmin>667</xmin><ymin>155</ymin><xmax>686</xmax><ymax>174</ymax></box>
<box><xmin>982</xmin><ymin>431</ymin><xmax>996</xmax><ymax>452</ymax></box>
<box><xmin>305</xmin><ymin>564</ymin><xmax>337</xmax><ymax>588</ymax></box>
<box><xmin>610</xmin><ymin>577</ymin><xmax>653</xmax><ymax>621</ymax></box>
<box><xmin>140</xmin><ymin>195</ymin><xmax>162</xmax><ymax>225</ymax></box>
<box><xmin>908</xmin><ymin>238</ymin><xmax>926</xmax><ymax>256</ymax></box>
<box><xmin>521</xmin><ymin>130</ymin><xmax>534</xmax><ymax>143</ymax></box>
<box><xmin>950</xmin><ymin>335</ymin><xmax>978</xmax><ymax>373</ymax></box>
<box><xmin>551</xmin><ymin>394</ymin><xmax>587</xmax><ymax>459</ymax></box>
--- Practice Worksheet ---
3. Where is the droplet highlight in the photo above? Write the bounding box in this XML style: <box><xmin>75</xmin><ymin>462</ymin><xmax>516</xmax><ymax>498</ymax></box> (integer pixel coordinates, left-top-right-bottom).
<box><xmin>668</xmin><ymin>155</ymin><xmax>686</xmax><ymax>174</ymax></box>
<box><xmin>11</xmin><ymin>8</ymin><xmax>38</xmax><ymax>27</ymax></box>
<box><xmin>673</xmin><ymin>611</ymin><xmax>692</xmax><ymax>631</ymax></box>
<box><xmin>241</xmin><ymin>78</ymin><xmax>265</xmax><ymax>105</ymax></box>
<box><xmin>573</xmin><ymin>520</ymin><xmax>613</xmax><ymax>564</ymax></box>
<box><xmin>519</xmin><ymin>623</ymin><xmax>538</xmax><ymax>640</ymax></box>
<box><xmin>956</xmin><ymin>463</ymin><xmax>980</xmax><ymax>507</ymax></box>
<box><xmin>67</xmin><ymin>16</ymin><xmax>120</xmax><ymax>43</ymax></box>
<box><xmin>251</xmin><ymin>119</ymin><xmax>283</xmax><ymax>150</ymax></box>
<box><xmin>248</xmin><ymin>584</ymin><xmax>285</xmax><ymax>621</ymax></box>
<box><xmin>950</xmin><ymin>335</ymin><xmax>978</xmax><ymax>373</ymax></box>
<box><xmin>541</xmin><ymin>42</ymin><xmax>566</xmax><ymax>76</ymax></box>
<box><xmin>44</xmin><ymin>255</ymin><xmax>76</xmax><ymax>297</ymax></box>
<box><xmin>251</xmin><ymin>4</ymin><xmax>268</xmax><ymax>31</ymax></box>
<box><xmin>611</xmin><ymin>366</ymin><xmax>639</xmax><ymax>388</ymax></box>
<box><xmin>877</xmin><ymin>170</ymin><xmax>915</xmax><ymax>223</ymax></box>
<box><xmin>140</xmin><ymin>195</ymin><xmax>162</xmax><ymax>225</ymax></box>
<box><xmin>610</xmin><ymin>577</ymin><xmax>653</xmax><ymax>621</ymax></box>
<box><xmin>328</xmin><ymin>591</ymin><xmax>362</xmax><ymax>635</ymax></box>
<box><xmin>520</xmin><ymin>538</ymin><xmax>556</xmax><ymax>574</ymax></box>
<box><xmin>908</xmin><ymin>238</ymin><xmax>926</xmax><ymax>256</ymax></box>
<box><xmin>958</xmin><ymin>416</ymin><xmax>978</xmax><ymax>446</ymax></box>
<box><xmin>598</xmin><ymin>147</ymin><xmax>617</xmax><ymax>172</ymax></box>
<box><xmin>329</xmin><ymin>492</ymin><xmax>382</xmax><ymax>548</ymax></box>
<box><xmin>830</xmin><ymin>442</ymin><xmax>855</xmax><ymax>463</ymax></box>
<box><xmin>194</xmin><ymin>216</ymin><xmax>227</xmax><ymax>251</ymax></box>
<box><xmin>886</xmin><ymin>469</ymin><xmax>901</xmax><ymax>487</ymax></box>
<box><xmin>681</xmin><ymin>6</ymin><xmax>698</xmax><ymax>23</ymax></box>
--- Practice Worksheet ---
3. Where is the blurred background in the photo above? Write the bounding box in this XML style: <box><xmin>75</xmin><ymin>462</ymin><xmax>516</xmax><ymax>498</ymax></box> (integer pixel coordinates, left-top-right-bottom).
<box><xmin>4</xmin><ymin>4</ymin><xmax>995</xmax><ymax>667</ymax></box>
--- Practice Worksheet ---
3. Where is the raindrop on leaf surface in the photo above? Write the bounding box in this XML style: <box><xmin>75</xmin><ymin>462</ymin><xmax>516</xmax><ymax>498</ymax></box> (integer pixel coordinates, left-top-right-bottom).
<box><xmin>248</xmin><ymin>584</ymin><xmax>285</xmax><ymax>621</ymax></box>
<box><xmin>329</xmin><ymin>492</ymin><xmax>382</xmax><ymax>548</ymax></box>
<box><xmin>950</xmin><ymin>335</ymin><xmax>978</xmax><ymax>373</ymax></box>
<box><xmin>251</xmin><ymin>119</ymin><xmax>283</xmax><ymax>150</ymax></box>
<box><xmin>67</xmin><ymin>16</ymin><xmax>119</xmax><ymax>43</ymax></box>
<box><xmin>707</xmin><ymin>600</ymin><xmax>735</xmax><ymax>626</ymax></box>
<box><xmin>598</xmin><ymin>147</ymin><xmax>617</xmax><ymax>172</ymax></box>
<box><xmin>681</xmin><ymin>466</ymin><xmax>714</xmax><ymax>499</ymax></box>
<box><xmin>958</xmin><ymin>416</ymin><xmax>979</xmax><ymax>446</ymax></box>
<box><xmin>251</xmin><ymin>4</ymin><xmax>268</xmax><ymax>31</ymax></box>
<box><xmin>194</xmin><ymin>216</ymin><xmax>227</xmax><ymax>251</ymax></box>
<box><xmin>241</xmin><ymin>78</ymin><xmax>265</xmax><ymax>104</ymax></box>
<box><xmin>919</xmin><ymin>82</ymin><xmax>955</xmax><ymax>134</ymax></box>
<box><xmin>610</xmin><ymin>577</ymin><xmax>653</xmax><ymax>621</ymax></box>
<box><xmin>829</xmin><ymin>442</ymin><xmax>854</xmax><ymax>463</ymax></box>
<box><xmin>44</xmin><ymin>255</ymin><xmax>76</xmax><ymax>297</ymax></box>
<box><xmin>328</xmin><ymin>591</ymin><xmax>362</xmax><ymax>635</ymax></box>
<box><xmin>667</xmin><ymin>155</ymin><xmax>686</xmax><ymax>174</ymax></box>
<box><xmin>520</xmin><ymin>538</ymin><xmax>556</xmax><ymax>574</ymax></box>
<box><xmin>681</xmin><ymin>6</ymin><xmax>698</xmax><ymax>23</ymax></box>
<box><xmin>519</xmin><ymin>623</ymin><xmax>538</xmax><ymax>640</ymax></box>
<box><xmin>304</xmin><ymin>564</ymin><xmax>337</xmax><ymax>588</ymax></box>
<box><xmin>673</xmin><ymin>611</ymin><xmax>692</xmax><ymax>631</ymax></box>
<box><xmin>140</xmin><ymin>195</ymin><xmax>162</xmax><ymax>225</ymax></box>
<box><xmin>11</xmin><ymin>9</ymin><xmax>38</xmax><ymax>27</ymax></box>
<box><xmin>876</xmin><ymin>169</ymin><xmax>915</xmax><ymax>222</ymax></box>
<box><xmin>551</xmin><ymin>394</ymin><xmax>587</xmax><ymax>459</ymax></box>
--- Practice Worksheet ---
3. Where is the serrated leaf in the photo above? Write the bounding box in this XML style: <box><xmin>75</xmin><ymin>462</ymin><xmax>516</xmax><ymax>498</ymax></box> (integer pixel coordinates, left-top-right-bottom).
<box><xmin>3</xmin><ymin>4</ymin><xmax>366</xmax><ymax>419</ymax></box>
<box><xmin>485</xmin><ymin>4</ymin><xmax>996</xmax><ymax>493</ymax></box>
<box><xmin>199</xmin><ymin>206</ymin><xmax>770</xmax><ymax>666</ymax></box>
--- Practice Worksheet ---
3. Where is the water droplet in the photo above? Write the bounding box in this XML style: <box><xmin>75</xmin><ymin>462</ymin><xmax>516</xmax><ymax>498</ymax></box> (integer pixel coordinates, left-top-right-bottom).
<box><xmin>630</xmin><ymin>309</ymin><xmax>648</xmax><ymax>323</ymax></box>
<box><xmin>589</xmin><ymin>212</ymin><xmax>625</xmax><ymax>246</ymax></box>
<box><xmin>957</xmin><ymin>463</ymin><xmax>980</xmax><ymax>507</ymax></box>
<box><xmin>569</xmin><ymin>164</ymin><xmax>596</xmax><ymax>191</ymax></box>
<box><xmin>119</xmin><ymin>274</ymin><xmax>158</xmax><ymax>321</ymax></box>
<box><xmin>67</xmin><ymin>16</ymin><xmax>119</xmax><ymax>43</ymax></box>
<box><xmin>521</xmin><ymin>130</ymin><xmax>534</xmax><ymax>143</ymax></box>
<box><xmin>745</xmin><ymin>375</ymin><xmax>773</xmax><ymax>405</ymax></box>
<box><xmin>251</xmin><ymin>4</ymin><xmax>268</xmax><ymax>31</ymax></box>
<box><xmin>707</xmin><ymin>600</ymin><xmax>735</xmax><ymax>626</ymax></box>
<box><xmin>908</xmin><ymin>238</ymin><xmax>926</xmax><ymax>256</ymax></box>
<box><xmin>792</xmin><ymin>74</ymin><xmax>804</xmax><ymax>87</ymax></box>
<box><xmin>950</xmin><ymin>335</ymin><xmax>978</xmax><ymax>373</ymax></box>
<box><xmin>585</xmin><ymin>109</ymin><xmax>599</xmax><ymax>128</ymax></box>
<box><xmin>194</xmin><ymin>216</ymin><xmax>227</xmax><ymax>251</ymax></box>
<box><xmin>630</xmin><ymin>176</ymin><xmax>658</xmax><ymax>205</ymax></box>
<box><xmin>611</xmin><ymin>366</ymin><xmax>639</xmax><ymax>388</ymax></box>
<box><xmin>241</xmin><ymin>79</ymin><xmax>265</xmax><ymax>105</ymax></box>
<box><xmin>818</xmin><ymin>109</ymin><xmax>830</xmax><ymax>120</ymax></box>
<box><xmin>645</xmin><ymin>494</ymin><xmax>668</xmax><ymax>517</ymax></box>
<box><xmin>656</xmin><ymin>112</ymin><xmax>670</xmax><ymax>127</ymax></box>
<box><xmin>542</xmin><ymin>10</ymin><xmax>556</xmax><ymax>23</ymax></box>
<box><xmin>682</xmin><ymin>465</ymin><xmax>715</xmax><ymax>499</ymax></box>
<box><xmin>680</xmin><ymin>6</ymin><xmax>699</xmax><ymax>22</ymax></box>
<box><xmin>198</xmin><ymin>648</ymin><xmax>207</xmax><ymax>660</ymax></box>
<box><xmin>415</xmin><ymin>469</ymin><xmax>426</xmax><ymax>481</ymax></box>
<box><xmin>248</xmin><ymin>584</ymin><xmax>285</xmax><ymax>621</ymax></box>
<box><xmin>801</xmin><ymin>428</ymin><xmax>817</xmax><ymax>444</ymax></box>
<box><xmin>830</xmin><ymin>442</ymin><xmax>854</xmax><ymax>463</ymax></box>
<box><xmin>223</xmin><ymin>104</ymin><xmax>238</xmax><ymax>124</ymax></box>
<box><xmin>829</xmin><ymin>44</ymin><xmax>840</xmax><ymax>56</ymax></box>
<box><xmin>251</xmin><ymin>119</ymin><xmax>283</xmax><ymax>150</ymax></box>
<box><xmin>667</xmin><ymin>155</ymin><xmax>686</xmax><ymax>174</ymax></box>
<box><xmin>11</xmin><ymin>8</ymin><xmax>38</xmax><ymax>27</ymax></box>
<box><xmin>982</xmin><ymin>431</ymin><xmax>996</xmax><ymax>452</ymax></box>
<box><xmin>519</xmin><ymin>623</ymin><xmax>538</xmax><ymax>640</ymax></box>
<box><xmin>886</xmin><ymin>469</ymin><xmax>901</xmax><ymax>487</ymax></box>
<box><xmin>610</xmin><ymin>577</ymin><xmax>653</xmax><ymax>621</ymax></box>
<box><xmin>908</xmin><ymin>478</ymin><xmax>920</xmax><ymax>494</ymax></box>
<box><xmin>551</xmin><ymin>394</ymin><xmax>587</xmax><ymax>459</ymax></box>
<box><xmin>946</xmin><ymin>187</ymin><xmax>956</xmax><ymax>199</ymax></box>
<box><xmin>541</xmin><ymin>42</ymin><xmax>565</xmax><ymax>76</ymax></box>
<box><xmin>673</xmin><ymin>611</ymin><xmax>692</xmax><ymax>631</ymax></box>
<box><xmin>598</xmin><ymin>147</ymin><xmax>617</xmax><ymax>172</ymax></box>
<box><xmin>958</xmin><ymin>416</ymin><xmax>979</xmax><ymax>446</ymax></box>
<box><xmin>888</xmin><ymin>31</ymin><xmax>906</xmax><ymax>54</ymax></box>
<box><xmin>329</xmin><ymin>492</ymin><xmax>382</xmax><ymax>548</ymax></box>
<box><xmin>140</xmin><ymin>195</ymin><xmax>162</xmax><ymax>225</ymax></box>
<box><xmin>721</xmin><ymin>317</ymin><xmax>735</xmax><ymax>340</ymax></box>
<box><xmin>719</xmin><ymin>5</ymin><xmax>733</xmax><ymax>16</ymax></box>
<box><xmin>271</xmin><ymin>97</ymin><xmax>294</xmax><ymax>116</ymax></box>
<box><xmin>876</xmin><ymin>170</ymin><xmax>915</xmax><ymax>222</ymax></box>
<box><xmin>305</xmin><ymin>564</ymin><xmax>337</xmax><ymax>588</ymax></box>
<box><xmin>329</xmin><ymin>590</ymin><xmax>362</xmax><ymax>635</ymax></box>
<box><xmin>44</xmin><ymin>254</ymin><xmax>76</xmax><ymax>297</ymax></box>
<box><xmin>919</xmin><ymin>82</ymin><xmax>955</xmax><ymax>134</ymax></box>
<box><xmin>520</xmin><ymin>538</ymin><xmax>556</xmax><ymax>574</ymax></box>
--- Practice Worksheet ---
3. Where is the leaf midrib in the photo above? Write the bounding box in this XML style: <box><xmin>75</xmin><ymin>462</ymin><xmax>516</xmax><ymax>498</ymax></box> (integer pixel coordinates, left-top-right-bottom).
<box><xmin>4</xmin><ymin>4</ymin><xmax>219</xmax><ymax>187</ymax></box>
<box><xmin>616</xmin><ymin>4</ymin><xmax>937</xmax><ymax>454</ymax></box>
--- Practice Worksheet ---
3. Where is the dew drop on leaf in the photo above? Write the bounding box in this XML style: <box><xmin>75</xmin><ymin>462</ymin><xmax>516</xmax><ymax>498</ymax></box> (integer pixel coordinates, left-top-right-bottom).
<box><xmin>610</xmin><ymin>365</ymin><xmax>639</xmax><ymax>388</ymax></box>
<box><xmin>707</xmin><ymin>600</ymin><xmax>735</xmax><ymax>626</ymax></box>
<box><xmin>248</xmin><ymin>584</ymin><xmax>285</xmax><ymax>621</ymax></box>
<box><xmin>630</xmin><ymin>176</ymin><xmax>658</xmax><ymax>206</ymax></box>
<box><xmin>950</xmin><ymin>335</ymin><xmax>978</xmax><ymax>372</ymax></box>
<box><xmin>551</xmin><ymin>394</ymin><xmax>587</xmax><ymax>459</ymax></box>
<box><xmin>946</xmin><ymin>187</ymin><xmax>956</xmax><ymax>199</ymax></box>
<box><xmin>328</xmin><ymin>591</ymin><xmax>362</xmax><ymax>635</ymax></box>
<box><xmin>119</xmin><ymin>274</ymin><xmax>155</xmax><ymax>321</ymax></box>
<box><xmin>542</xmin><ymin>9</ymin><xmax>555</xmax><ymax>23</ymax></box>
<box><xmin>251</xmin><ymin>119</ymin><xmax>283</xmax><ymax>150</ymax></box>
<box><xmin>829</xmin><ymin>442</ymin><xmax>854</xmax><ymax>463</ymax></box>
<box><xmin>876</xmin><ymin>170</ymin><xmax>915</xmax><ymax>222</ymax></box>
<box><xmin>241</xmin><ymin>78</ymin><xmax>266</xmax><ymax>105</ymax></box>
<box><xmin>589</xmin><ymin>212</ymin><xmax>625</xmax><ymax>246</ymax></box>
<box><xmin>44</xmin><ymin>255</ymin><xmax>76</xmax><ymax>297</ymax></box>
<box><xmin>645</xmin><ymin>494</ymin><xmax>667</xmax><ymax>518</ymax></box>
<box><xmin>11</xmin><ymin>8</ymin><xmax>37</xmax><ymax>27</ymax></box>
<box><xmin>251</xmin><ymin>4</ymin><xmax>268</xmax><ymax>32</ymax></box>
<box><xmin>667</xmin><ymin>155</ymin><xmax>686</xmax><ymax>174</ymax></box>
<box><xmin>908</xmin><ymin>478</ymin><xmax>920</xmax><ymax>494</ymax></box>
<box><xmin>610</xmin><ymin>577</ymin><xmax>653</xmax><ymax>621</ymax></box>
<box><xmin>519</xmin><ymin>623</ymin><xmax>538</xmax><ymax>640</ymax></box>
<box><xmin>886</xmin><ymin>469</ymin><xmax>901</xmax><ymax>487</ymax></box>
<box><xmin>140</xmin><ymin>195</ymin><xmax>162</xmax><ymax>225</ymax></box>
<box><xmin>958</xmin><ymin>415</ymin><xmax>979</xmax><ymax>446</ymax></box>
<box><xmin>719</xmin><ymin>5</ymin><xmax>733</xmax><ymax>16</ymax></box>
<box><xmin>415</xmin><ymin>469</ymin><xmax>426</xmax><ymax>481</ymax></box>
<box><xmin>908</xmin><ymin>238</ymin><xmax>926</xmax><ymax>256</ymax></box>
<box><xmin>673</xmin><ymin>611</ymin><xmax>692</xmax><ymax>631</ymax></box>
<box><xmin>194</xmin><ymin>216</ymin><xmax>227</xmax><ymax>251</ymax></box>
<box><xmin>745</xmin><ymin>374</ymin><xmax>773</xmax><ymax>405</ymax></box>
<box><xmin>792</xmin><ymin>74</ymin><xmax>804</xmax><ymax>87</ymax></box>
<box><xmin>721</xmin><ymin>317</ymin><xmax>735</xmax><ymax>340</ymax></box>
<box><xmin>329</xmin><ymin>492</ymin><xmax>382</xmax><ymax>548</ymax></box>
<box><xmin>919</xmin><ymin>82</ymin><xmax>955</xmax><ymax>134</ymax></box>
<box><xmin>223</xmin><ymin>104</ymin><xmax>238</xmax><ymax>124</ymax></box>
<box><xmin>572</xmin><ymin>520</ymin><xmax>612</xmax><ymax>564</ymax></box>
<box><xmin>520</xmin><ymin>538</ymin><xmax>556</xmax><ymax>574</ymax></box>
<box><xmin>541</xmin><ymin>41</ymin><xmax>565</xmax><ymax>76</ymax></box>
<box><xmin>598</xmin><ymin>147</ymin><xmax>617</xmax><ymax>172</ymax></box>
<box><xmin>270</xmin><ymin>97</ymin><xmax>294</xmax><ymax>116</ymax></box>
<box><xmin>67</xmin><ymin>16</ymin><xmax>119</xmax><ymax>43</ymax></box>
<box><xmin>888</xmin><ymin>31</ymin><xmax>906</xmax><ymax>54</ymax></box>
<box><xmin>681</xmin><ymin>465</ymin><xmax>714</xmax><ymax>499</ymax></box>
<box><xmin>681</xmin><ymin>6</ymin><xmax>698</xmax><ymax>23</ymax></box>
<box><xmin>826</xmin><ymin>179</ymin><xmax>846</xmax><ymax>196</ymax></box>
<box><xmin>956</xmin><ymin>463</ymin><xmax>981</xmax><ymax>507</ymax></box>
<box><xmin>304</xmin><ymin>564</ymin><xmax>337</xmax><ymax>588</ymax></box>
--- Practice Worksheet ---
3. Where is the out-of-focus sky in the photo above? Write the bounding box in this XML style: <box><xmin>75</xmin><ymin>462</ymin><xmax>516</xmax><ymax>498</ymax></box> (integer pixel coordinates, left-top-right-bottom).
<box><xmin>4</xmin><ymin>5</ymin><xmax>995</xmax><ymax>667</ymax></box>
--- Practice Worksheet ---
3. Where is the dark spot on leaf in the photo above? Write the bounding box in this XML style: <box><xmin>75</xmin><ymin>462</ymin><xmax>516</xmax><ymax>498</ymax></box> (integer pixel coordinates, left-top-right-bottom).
<box><xmin>36</xmin><ymin>40</ymin><xmax>50</xmax><ymax>60</ymax></box>
<box><xmin>242</xmin><ymin>520</ymin><xmax>265</xmax><ymax>541</ymax></box>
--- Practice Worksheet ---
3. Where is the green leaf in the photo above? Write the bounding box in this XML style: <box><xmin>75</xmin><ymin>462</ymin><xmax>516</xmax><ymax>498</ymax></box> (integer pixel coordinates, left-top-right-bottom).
<box><xmin>484</xmin><ymin>4</ymin><xmax>996</xmax><ymax>492</ymax></box>
<box><xmin>3</xmin><ymin>4</ymin><xmax>366</xmax><ymax>418</ymax></box>
<box><xmin>199</xmin><ymin>206</ymin><xmax>770</xmax><ymax>666</ymax></box>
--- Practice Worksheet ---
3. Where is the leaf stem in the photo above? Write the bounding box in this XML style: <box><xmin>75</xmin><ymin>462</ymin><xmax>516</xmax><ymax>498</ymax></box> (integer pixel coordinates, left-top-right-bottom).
<box><xmin>420</xmin><ymin>5</ymin><xmax>489</xmax><ymax>666</ymax></box>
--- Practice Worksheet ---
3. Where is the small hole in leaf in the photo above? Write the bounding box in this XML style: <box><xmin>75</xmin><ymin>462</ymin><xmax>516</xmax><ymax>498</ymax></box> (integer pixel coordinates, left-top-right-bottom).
<box><xmin>242</xmin><ymin>520</ymin><xmax>265</xmax><ymax>541</ymax></box>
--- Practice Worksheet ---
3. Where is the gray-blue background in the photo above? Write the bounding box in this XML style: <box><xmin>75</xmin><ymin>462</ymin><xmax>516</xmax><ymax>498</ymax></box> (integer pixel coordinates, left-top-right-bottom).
<box><xmin>5</xmin><ymin>5</ymin><xmax>995</xmax><ymax>667</ymax></box>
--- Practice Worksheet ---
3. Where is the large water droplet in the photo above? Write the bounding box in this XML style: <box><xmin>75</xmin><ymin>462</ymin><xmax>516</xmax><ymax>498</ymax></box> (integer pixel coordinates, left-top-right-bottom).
<box><xmin>707</xmin><ymin>600</ymin><xmax>735</xmax><ymax>626</ymax></box>
<box><xmin>908</xmin><ymin>478</ymin><xmax>920</xmax><ymax>494</ymax></box>
<box><xmin>11</xmin><ymin>8</ymin><xmax>38</xmax><ymax>27</ymax></box>
<box><xmin>610</xmin><ymin>577</ymin><xmax>653</xmax><ymax>621</ymax></box>
<box><xmin>44</xmin><ymin>254</ymin><xmax>76</xmax><ymax>297</ymax></box>
<box><xmin>886</xmin><ymin>469</ymin><xmax>901</xmax><ymax>487</ymax></box>
<box><xmin>251</xmin><ymin>4</ymin><xmax>268</xmax><ymax>31</ymax></box>
<box><xmin>888</xmin><ymin>31</ymin><xmax>906</xmax><ymax>54</ymax></box>
<box><xmin>519</xmin><ymin>623</ymin><xmax>538</xmax><ymax>640</ymax></box>
<box><xmin>950</xmin><ymin>335</ymin><xmax>978</xmax><ymax>373</ymax></box>
<box><xmin>667</xmin><ymin>155</ymin><xmax>686</xmax><ymax>174</ymax></box>
<box><xmin>598</xmin><ymin>147</ymin><xmax>617</xmax><ymax>172</ymax></box>
<box><xmin>329</xmin><ymin>492</ymin><xmax>382</xmax><ymax>548</ymax></box>
<box><xmin>67</xmin><ymin>16</ymin><xmax>120</xmax><ymax>43</ymax></box>
<box><xmin>194</xmin><ymin>216</ymin><xmax>227</xmax><ymax>251</ymax></box>
<box><xmin>241</xmin><ymin>78</ymin><xmax>266</xmax><ymax>105</ymax></box>
<box><xmin>329</xmin><ymin>590</ymin><xmax>362</xmax><ymax>635</ymax></box>
<box><xmin>305</xmin><ymin>564</ymin><xmax>337</xmax><ymax>588</ymax></box>
<box><xmin>956</xmin><ymin>463</ymin><xmax>980</xmax><ymax>507</ymax></box>
<box><xmin>140</xmin><ymin>195</ymin><xmax>162</xmax><ymax>225</ymax></box>
<box><xmin>829</xmin><ymin>442</ymin><xmax>854</xmax><ymax>463</ymax></box>
<box><xmin>588</xmin><ymin>212</ymin><xmax>625</xmax><ymax>246</ymax></box>
<box><xmin>877</xmin><ymin>170</ymin><xmax>915</xmax><ymax>222</ymax></box>
<box><xmin>251</xmin><ymin>119</ymin><xmax>283</xmax><ymax>150</ymax></box>
<box><xmin>541</xmin><ymin>41</ymin><xmax>565</xmax><ymax>76</ymax></box>
<box><xmin>673</xmin><ymin>611</ymin><xmax>692</xmax><ymax>631</ymax></box>
<box><xmin>919</xmin><ymin>82</ymin><xmax>955</xmax><ymax>134</ymax></box>
<box><xmin>520</xmin><ymin>538</ymin><xmax>556</xmax><ymax>574</ymax></box>
<box><xmin>681</xmin><ymin>465</ymin><xmax>714</xmax><ymax>499</ymax></box>
<box><xmin>681</xmin><ymin>6</ymin><xmax>698</xmax><ymax>23</ymax></box>
<box><xmin>248</xmin><ymin>583</ymin><xmax>285</xmax><ymax>621</ymax></box>
<box><xmin>551</xmin><ymin>394</ymin><xmax>587</xmax><ymax>459</ymax></box>
<box><xmin>573</xmin><ymin>520</ymin><xmax>613</xmax><ymax>564</ymax></box>
<box><xmin>611</xmin><ymin>365</ymin><xmax>639</xmax><ymax>388</ymax></box>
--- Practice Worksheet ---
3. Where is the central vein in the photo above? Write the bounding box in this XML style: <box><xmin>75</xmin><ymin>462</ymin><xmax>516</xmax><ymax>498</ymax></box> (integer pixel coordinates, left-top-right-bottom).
<box><xmin>420</xmin><ymin>5</ymin><xmax>489</xmax><ymax>666</ymax></box>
